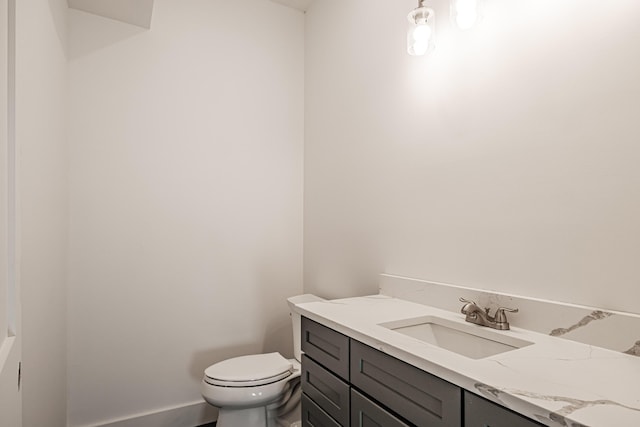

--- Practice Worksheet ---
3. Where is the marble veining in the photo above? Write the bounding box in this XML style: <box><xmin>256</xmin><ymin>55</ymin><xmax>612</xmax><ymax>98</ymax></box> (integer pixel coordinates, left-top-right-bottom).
<box><xmin>509</xmin><ymin>387</ymin><xmax>639</xmax><ymax>427</ymax></box>
<box><xmin>523</xmin><ymin>389</ymin><xmax>637</xmax><ymax>415</ymax></box>
<box><xmin>624</xmin><ymin>341</ymin><xmax>640</xmax><ymax>356</ymax></box>
<box><xmin>474</xmin><ymin>380</ymin><xmax>640</xmax><ymax>427</ymax></box>
<box><xmin>473</xmin><ymin>382</ymin><xmax>505</xmax><ymax>403</ymax></box>
<box><xmin>550</xmin><ymin>311</ymin><xmax>613</xmax><ymax>337</ymax></box>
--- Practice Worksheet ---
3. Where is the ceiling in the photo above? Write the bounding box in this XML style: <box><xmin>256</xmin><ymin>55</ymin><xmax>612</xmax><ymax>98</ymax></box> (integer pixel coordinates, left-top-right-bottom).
<box><xmin>66</xmin><ymin>0</ymin><xmax>312</xmax><ymax>30</ymax></box>
<box><xmin>269</xmin><ymin>0</ymin><xmax>313</xmax><ymax>12</ymax></box>
<box><xmin>67</xmin><ymin>0</ymin><xmax>154</xmax><ymax>28</ymax></box>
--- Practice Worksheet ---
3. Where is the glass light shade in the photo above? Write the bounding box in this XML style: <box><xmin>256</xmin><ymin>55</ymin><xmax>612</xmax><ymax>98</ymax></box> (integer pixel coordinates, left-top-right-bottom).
<box><xmin>407</xmin><ymin>22</ymin><xmax>432</xmax><ymax>56</ymax></box>
<box><xmin>452</xmin><ymin>0</ymin><xmax>480</xmax><ymax>30</ymax></box>
<box><xmin>407</xmin><ymin>7</ymin><xmax>435</xmax><ymax>56</ymax></box>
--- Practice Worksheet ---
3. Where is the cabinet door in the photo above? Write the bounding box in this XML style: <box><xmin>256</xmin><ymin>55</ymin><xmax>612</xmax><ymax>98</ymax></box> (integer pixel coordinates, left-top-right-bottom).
<box><xmin>351</xmin><ymin>340</ymin><xmax>461</xmax><ymax>427</ymax></box>
<box><xmin>302</xmin><ymin>354</ymin><xmax>350</xmax><ymax>426</ymax></box>
<box><xmin>302</xmin><ymin>317</ymin><xmax>350</xmax><ymax>381</ymax></box>
<box><xmin>351</xmin><ymin>389</ymin><xmax>410</xmax><ymax>427</ymax></box>
<box><xmin>464</xmin><ymin>391</ymin><xmax>544</xmax><ymax>427</ymax></box>
<box><xmin>302</xmin><ymin>393</ymin><xmax>343</xmax><ymax>427</ymax></box>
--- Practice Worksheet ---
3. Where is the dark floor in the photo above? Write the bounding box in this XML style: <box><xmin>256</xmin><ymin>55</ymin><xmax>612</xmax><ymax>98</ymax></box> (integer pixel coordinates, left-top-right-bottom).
<box><xmin>197</xmin><ymin>423</ymin><xmax>216</xmax><ymax>427</ymax></box>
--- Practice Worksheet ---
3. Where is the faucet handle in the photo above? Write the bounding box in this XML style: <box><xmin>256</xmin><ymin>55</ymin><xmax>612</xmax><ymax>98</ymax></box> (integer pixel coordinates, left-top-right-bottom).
<box><xmin>459</xmin><ymin>297</ymin><xmax>477</xmax><ymax>306</ymax></box>
<box><xmin>494</xmin><ymin>306</ymin><xmax>519</xmax><ymax>327</ymax></box>
<box><xmin>459</xmin><ymin>297</ymin><xmax>480</xmax><ymax>317</ymax></box>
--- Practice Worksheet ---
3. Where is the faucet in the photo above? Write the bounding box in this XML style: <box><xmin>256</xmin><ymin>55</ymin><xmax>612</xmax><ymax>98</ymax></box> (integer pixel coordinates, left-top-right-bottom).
<box><xmin>459</xmin><ymin>297</ymin><xmax>518</xmax><ymax>330</ymax></box>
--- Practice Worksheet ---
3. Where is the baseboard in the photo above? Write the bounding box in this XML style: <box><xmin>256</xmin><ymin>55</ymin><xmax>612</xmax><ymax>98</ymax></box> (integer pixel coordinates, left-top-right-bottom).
<box><xmin>93</xmin><ymin>400</ymin><xmax>217</xmax><ymax>427</ymax></box>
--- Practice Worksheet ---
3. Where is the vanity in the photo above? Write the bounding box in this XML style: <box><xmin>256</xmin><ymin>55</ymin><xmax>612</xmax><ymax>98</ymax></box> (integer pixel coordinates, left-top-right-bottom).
<box><xmin>300</xmin><ymin>316</ymin><xmax>542</xmax><ymax>427</ymax></box>
<box><xmin>294</xmin><ymin>292</ymin><xmax>640</xmax><ymax>427</ymax></box>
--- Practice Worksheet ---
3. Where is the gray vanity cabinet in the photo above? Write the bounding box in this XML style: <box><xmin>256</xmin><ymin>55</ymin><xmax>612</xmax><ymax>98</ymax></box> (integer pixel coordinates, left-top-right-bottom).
<box><xmin>302</xmin><ymin>393</ymin><xmax>342</xmax><ymax>427</ymax></box>
<box><xmin>302</xmin><ymin>354</ymin><xmax>350</xmax><ymax>425</ymax></box>
<box><xmin>301</xmin><ymin>317</ymin><xmax>351</xmax><ymax>426</ymax></box>
<box><xmin>464</xmin><ymin>391</ymin><xmax>544</xmax><ymax>427</ymax></box>
<box><xmin>350</xmin><ymin>340</ymin><xmax>462</xmax><ymax>427</ymax></box>
<box><xmin>301</xmin><ymin>316</ymin><xmax>544</xmax><ymax>427</ymax></box>
<box><xmin>301</xmin><ymin>316</ymin><xmax>454</xmax><ymax>427</ymax></box>
<box><xmin>351</xmin><ymin>389</ymin><xmax>410</xmax><ymax>427</ymax></box>
<box><xmin>301</xmin><ymin>317</ymin><xmax>350</xmax><ymax>381</ymax></box>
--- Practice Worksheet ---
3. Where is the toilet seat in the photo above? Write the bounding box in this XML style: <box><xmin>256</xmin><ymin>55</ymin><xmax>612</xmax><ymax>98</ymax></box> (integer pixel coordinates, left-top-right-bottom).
<box><xmin>204</xmin><ymin>352</ymin><xmax>293</xmax><ymax>387</ymax></box>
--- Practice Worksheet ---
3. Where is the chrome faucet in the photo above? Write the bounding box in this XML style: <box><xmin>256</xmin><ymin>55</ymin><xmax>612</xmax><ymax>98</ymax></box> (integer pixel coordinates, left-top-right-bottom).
<box><xmin>459</xmin><ymin>297</ymin><xmax>518</xmax><ymax>330</ymax></box>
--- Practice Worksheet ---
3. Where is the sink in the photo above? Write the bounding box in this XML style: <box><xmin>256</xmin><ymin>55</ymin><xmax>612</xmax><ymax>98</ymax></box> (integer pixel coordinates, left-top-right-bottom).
<box><xmin>379</xmin><ymin>315</ymin><xmax>533</xmax><ymax>359</ymax></box>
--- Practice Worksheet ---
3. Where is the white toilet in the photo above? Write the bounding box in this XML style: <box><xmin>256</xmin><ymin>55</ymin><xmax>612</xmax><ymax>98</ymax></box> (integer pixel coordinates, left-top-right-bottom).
<box><xmin>201</xmin><ymin>294</ymin><xmax>322</xmax><ymax>427</ymax></box>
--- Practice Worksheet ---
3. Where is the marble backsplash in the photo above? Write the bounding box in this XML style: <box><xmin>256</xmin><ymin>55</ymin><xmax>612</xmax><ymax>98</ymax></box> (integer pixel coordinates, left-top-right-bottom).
<box><xmin>379</xmin><ymin>274</ymin><xmax>640</xmax><ymax>357</ymax></box>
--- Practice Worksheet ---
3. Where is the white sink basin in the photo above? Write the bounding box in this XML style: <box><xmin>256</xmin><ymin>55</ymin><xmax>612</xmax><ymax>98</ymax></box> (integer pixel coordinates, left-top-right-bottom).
<box><xmin>379</xmin><ymin>315</ymin><xmax>533</xmax><ymax>359</ymax></box>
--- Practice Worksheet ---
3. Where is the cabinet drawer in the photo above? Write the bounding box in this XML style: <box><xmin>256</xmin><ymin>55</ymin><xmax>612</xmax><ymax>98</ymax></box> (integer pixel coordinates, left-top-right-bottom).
<box><xmin>302</xmin><ymin>354</ymin><xmax>350</xmax><ymax>426</ymax></box>
<box><xmin>351</xmin><ymin>389</ymin><xmax>410</xmax><ymax>427</ymax></box>
<box><xmin>302</xmin><ymin>393</ymin><xmax>343</xmax><ymax>427</ymax></box>
<box><xmin>302</xmin><ymin>317</ymin><xmax>350</xmax><ymax>381</ymax></box>
<box><xmin>464</xmin><ymin>391</ymin><xmax>544</xmax><ymax>427</ymax></box>
<box><xmin>350</xmin><ymin>340</ymin><xmax>461</xmax><ymax>427</ymax></box>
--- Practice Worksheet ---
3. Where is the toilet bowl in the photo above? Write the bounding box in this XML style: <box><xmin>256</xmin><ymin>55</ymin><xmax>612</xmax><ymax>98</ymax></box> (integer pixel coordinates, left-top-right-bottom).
<box><xmin>201</xmin><ymin>294</ymin><xmax>322</xmax><ymax>427</ymax></box>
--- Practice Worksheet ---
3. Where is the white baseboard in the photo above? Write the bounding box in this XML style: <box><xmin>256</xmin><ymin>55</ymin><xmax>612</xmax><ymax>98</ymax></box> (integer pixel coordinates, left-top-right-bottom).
<box><xmin>93</xmin><ymin>401</ymin><xmax>217</xmax><ymax>427</ymax></box>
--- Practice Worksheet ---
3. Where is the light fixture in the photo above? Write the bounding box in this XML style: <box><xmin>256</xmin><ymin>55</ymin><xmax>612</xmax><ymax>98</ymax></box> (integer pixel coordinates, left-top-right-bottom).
<box><xmin>451</xmin><ymin>0</ymin><xmax>480</xmax><ymax>30</ymax></box>
<box><xmin>407</xmin><ymin>0</ymin><xmax>435</xmax><ymax>56</ymax></box>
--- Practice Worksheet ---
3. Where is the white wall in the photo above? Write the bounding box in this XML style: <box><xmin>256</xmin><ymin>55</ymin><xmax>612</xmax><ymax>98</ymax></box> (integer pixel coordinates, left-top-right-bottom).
<box><xmin>304</xmin><ymin>0</ymin><xmax>640</xmax><ymax>314</ymax></box>
<box><xmin>16</xmin><ymin>0</ymin><xmax>69</xmax><ymax>426</ymax></box>
<box><xmin>67</xmin><ymin>0</ymin><xmax>304</xmax><ymax>425</ymax></box>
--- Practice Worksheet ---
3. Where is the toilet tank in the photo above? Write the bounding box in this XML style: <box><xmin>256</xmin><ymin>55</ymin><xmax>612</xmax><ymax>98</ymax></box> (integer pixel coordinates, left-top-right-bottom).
<box><xmin>287</xmin><ymin>294</ymin><xmax>325</xmax><ymax>362</ymax></box>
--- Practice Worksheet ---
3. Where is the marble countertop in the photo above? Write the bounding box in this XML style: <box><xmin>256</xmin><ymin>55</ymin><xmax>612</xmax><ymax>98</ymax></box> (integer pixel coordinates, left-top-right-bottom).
<box><xmin>295</xmin><ymin>295</ymin><xmax>640</xmax><ymax>427</ymax></box>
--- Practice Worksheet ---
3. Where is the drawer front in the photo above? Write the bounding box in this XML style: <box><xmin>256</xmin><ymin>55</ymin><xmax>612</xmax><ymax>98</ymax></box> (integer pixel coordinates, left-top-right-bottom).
<box><xmin>464</xmin><ymin>391</ymin><xmax>544</xmax><ymax>427</ymax></box>
<box><xmin>351</xmin><ymin>389</ymin><xmax>410</xmax><ymax>427</ymax></box>
<box><xmin>302</xmin><ymin>354</ymin><xmax>350</xmax><ymax>426</ymax></box>
<box><xmin>302</xmin><ymin>393</ymin><xmax>343</xmax><ymax>427</ymax></box>
<box><xmin>302</xmin><ymin>317</ymin><xmax>350</xmax><ymax>381</ymax></box>
<box><xmin>350</xmin><ymin>340</ymin><xmax>461</xmax><ymax>427</ymax></box>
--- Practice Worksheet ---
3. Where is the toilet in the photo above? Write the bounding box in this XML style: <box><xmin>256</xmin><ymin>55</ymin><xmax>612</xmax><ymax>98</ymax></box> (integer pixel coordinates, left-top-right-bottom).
<box><xmin>201</xmin><ymin>294</ymin><xmax>322</xmax><ymax>427</ymax></box>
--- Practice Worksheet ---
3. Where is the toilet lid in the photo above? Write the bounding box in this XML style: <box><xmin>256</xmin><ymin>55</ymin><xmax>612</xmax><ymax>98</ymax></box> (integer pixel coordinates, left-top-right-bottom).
<box><xmin>204</xmin><ymin>352</ymin><xmax>293</xmax><ymax>387</ymax></box>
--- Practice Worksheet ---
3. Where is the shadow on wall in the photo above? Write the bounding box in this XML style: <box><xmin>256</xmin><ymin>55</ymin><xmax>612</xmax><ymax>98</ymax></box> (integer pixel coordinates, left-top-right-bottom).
<box><xmin>188</xmin><ymin>343</ymin><xmax>261</xmax><ymax>382</ymax></box>
<box><xmin>68</xmin><ymin>7</ymin><xmax>148</xmax><ymax>60</ymax></box>
<box><xmin>258</xmin><ymin>262</ymin><xmax>297</xmax><ymax>359</ymax></box>
<box><xmin>261</xmin><ymin>313</ymin><xmax>293</xmax><ymax>358</ymax></box>
<box><xmin>187</xmin><ymin>296</ymin><xmax>296</xmax><ymax>383</ymax></box>
<box><xmin>49</xmin><ymin>0</ymin><xmax>69</xmax><ymax>58</ymax></box>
